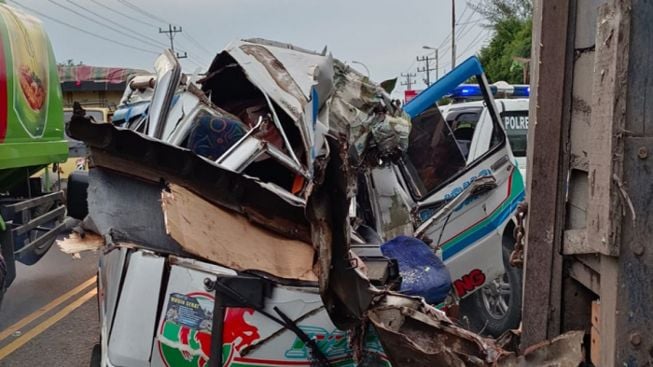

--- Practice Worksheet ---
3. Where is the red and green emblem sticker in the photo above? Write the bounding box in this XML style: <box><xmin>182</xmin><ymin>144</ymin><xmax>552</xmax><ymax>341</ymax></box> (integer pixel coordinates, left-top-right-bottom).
<box><xmin>157</xmin><ymin>292</ymin><xmax>261</xmax><ymax>367</ymax></box>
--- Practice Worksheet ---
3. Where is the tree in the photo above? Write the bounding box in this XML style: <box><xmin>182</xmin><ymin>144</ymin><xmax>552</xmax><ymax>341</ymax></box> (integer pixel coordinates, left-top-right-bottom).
<box><xmin>470</xmin><ymin>0</ymin><xmax>532</xmax><ymax>84</ymax></box>
<box><xmin>477</xmin><ymin>17</ymin><xmax>531</xmax><ymax>83</ymax></box>
<box><xmin>470</xmin><ymin>0</ymin><xmax>532</xmax><ymax>25</ymax></box>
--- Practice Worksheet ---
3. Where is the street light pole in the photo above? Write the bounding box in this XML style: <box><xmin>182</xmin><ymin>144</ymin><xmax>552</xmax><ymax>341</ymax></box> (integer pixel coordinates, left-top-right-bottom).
<box><xmin>451</xmin><ymin>0</ymin><xmax>456</xmax><ymax>68</ymax></box>
<box><xmin>435</xmin><ymin>48</ymin><xmax>439</xmax><ymax>79</ymax></box>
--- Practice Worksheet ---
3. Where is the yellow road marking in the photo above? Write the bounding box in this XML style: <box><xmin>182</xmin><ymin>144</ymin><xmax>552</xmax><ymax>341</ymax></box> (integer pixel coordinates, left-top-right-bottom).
<box><xmin>0</xmin><ymin>288</ymin><xmax>97</xmax><ymax>360</ymax></box>
<box><xmin>0</xmin><ymin>275</ymin><xmax>96</xmax><ymax>342</ymax></box>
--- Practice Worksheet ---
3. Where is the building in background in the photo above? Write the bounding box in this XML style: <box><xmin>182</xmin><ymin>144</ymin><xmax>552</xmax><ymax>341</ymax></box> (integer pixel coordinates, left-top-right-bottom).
<box><xmin>58</xmin><ymin>64</ymin><xmax>148</xmax><ymax>109</ymax></box>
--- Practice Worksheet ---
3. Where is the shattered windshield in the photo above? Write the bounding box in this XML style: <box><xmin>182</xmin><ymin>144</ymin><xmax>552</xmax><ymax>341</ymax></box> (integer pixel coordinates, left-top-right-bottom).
<box><xmin>405</xmin><ymin>107</ymin><xmax>467</xmax><ymax>196</ymax></box>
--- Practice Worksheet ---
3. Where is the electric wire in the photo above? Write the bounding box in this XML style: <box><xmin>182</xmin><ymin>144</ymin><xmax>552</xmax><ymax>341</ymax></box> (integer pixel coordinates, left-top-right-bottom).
<box><xmin>112</xmin><ymin>0</ymin><xmax>208</xmax><ymax>65</ymax></box>
<box><xmin>64</xmin><ymin>0</ymin><xmax>174</xmax><ymax>51</ymax></box>
<box><xmin>88</xmin><ymin>0</ymin><xmax>156</xmax><ymax>27</ymax></box>
<box><xmin>457</xmin><ymin>31</ymin><xmax>489</xmax><ymax>61</ymax></box>
<box><xmin>46</xmin><ymin>0</ymin><xmax>168</xmax><ymax>51</ymax></box>
<box><xmin>181</xmin><ymin>32</ymin><xmax>214</xmax><ymax>58</ymax></box>
<box><xmin>116</xmin><ymin>0</ymin><xmax>170</xmax><ymax>25</ymax></box>
<box><xmin>10</xmin><ymin>0</ymin><xmax>158</xmax><ymax>55</ymax></box>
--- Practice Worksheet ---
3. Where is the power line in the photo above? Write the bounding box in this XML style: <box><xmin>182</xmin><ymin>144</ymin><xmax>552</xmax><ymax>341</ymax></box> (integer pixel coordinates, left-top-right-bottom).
<box><xmin>116</xmin><ymin>0</ymin><xmax>169</xmax><ymax>25</ymax></box>
<box><xmin>46</xmin><ymin>0</ymin><xmax>167</xmax><ymax>51</ymax></box>
<box><xmin>112</xmin><ymin>0</ymin><xmax>206</xmax><ymax>63</ymax></box>
<box><xmin>457</xmin><ymin>18</ymin><xmax>484</xmax><ymax>27</ymax></box>
<box><xmin>64</xmin><ymin>0</ymin><xmax>174</xmax><ymax>50</ymax></box>
<box><xmin>434</xmin><ymin>1</ymin><xmax>481</xmax><ymax>54</ymax></box>
<box><xmin>457</xmin><ymin>31</ymin><xmax>488</xmax><ymax>60</ymax></box>
<box><xmin>455</xmin><ymin>9</ymin><xmax>480</xmax><ymax>43</ymax></box>
<box><xmin>181</xmin><ymin>32</ymin><xmax>214</xmax><ymax>58</ymax></box>
<box><xmin>10</xmin><ymin>0</ymin><xmax>158</xmax><ymax>55</ymax></box>
<box><xmin>456</xmin><ymin>2</ymin><xmax>469</xmax><ymax>27</ymax></box>
<box><xmin>455</xmin><ymin>6</ymin><xmax>478</xmax><ymax>41</ymax></box>
<box><xmin>88</xmin><ymin>0</ymin><xmax>156</xmax><ymax>27</ymax></box>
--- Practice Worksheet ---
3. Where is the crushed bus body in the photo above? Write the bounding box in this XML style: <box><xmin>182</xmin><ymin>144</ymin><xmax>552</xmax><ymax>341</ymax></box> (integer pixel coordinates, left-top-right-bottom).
<box><xmin>62</xmin><ymin>38</ymin><xmax>582</xmax><ymax>366</ymax></box>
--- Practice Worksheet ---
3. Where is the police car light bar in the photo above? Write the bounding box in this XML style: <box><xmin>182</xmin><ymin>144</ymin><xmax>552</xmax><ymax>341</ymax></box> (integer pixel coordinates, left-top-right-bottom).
<box><xmin>449</xmin><ymin>84</ymin><xmax>498</xmax><ymax>98</ymax></box>
<box><xmin>448</xmin><ymin>83</ymin><xmax>530</xmax><ymax>99</ymax></box>
<box><xmin>512</xmin><ymin>85</ymin><xmax>530</xmax><ymax>97</ymax></box>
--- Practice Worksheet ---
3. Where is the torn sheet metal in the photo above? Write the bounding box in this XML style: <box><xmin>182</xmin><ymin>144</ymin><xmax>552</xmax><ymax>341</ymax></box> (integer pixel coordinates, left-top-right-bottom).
<box><xmin>367</xmin><ymin>299</ymin><xmax>502</xmax><ymax>366</ymax></box>
<box><xmin>201</xmin><ymin>39</ymin><xmax>410</xmax><ymax>178</ymax></box>
<box><xmin>202</xmin><ymin>39</ymin><xmax>334</xmax><ymax>172</ymax></box>
<box><xmin>162</xmin><ymin>183</ymin><xmax>317</xmax><ymax>281</ymax></box>
<box><xmin>328</xmin><ymin>60</ymin><xmax>411</xmax><ymax>162</ymax></box>
<box><xmin>367</xmin><ymin>294</ymin><xmax>585</xmax><ymax>366</ymax></box>
<box><xmin>68</xmin><ymin>116</ymin><xmax>311</xmax><ymax>244</ymax></box>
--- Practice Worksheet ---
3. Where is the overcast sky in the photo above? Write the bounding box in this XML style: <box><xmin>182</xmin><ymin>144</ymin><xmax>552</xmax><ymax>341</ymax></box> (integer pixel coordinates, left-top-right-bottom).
<box><xmin>9</xmin><ymin>0</ymin><xmax>490</xmax><ymax>93</ymax></box>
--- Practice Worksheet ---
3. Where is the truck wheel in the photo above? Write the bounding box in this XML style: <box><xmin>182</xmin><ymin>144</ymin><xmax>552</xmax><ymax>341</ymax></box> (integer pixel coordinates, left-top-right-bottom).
<box><xmin>89</xmin><ymin>343</ymin><xmax>100</xmax><ymax>367</ymax></box>
<box><xmin>0</xmin><ymin>252</ymin><xmax>6</xmax><ymax>308</ymax></box>
<box><xmin>459</xmin><ymin>241</ymin><xmax>522</xmax><ymax>337</ymax></box>
<box><xmin>67</xmin><ymin>171</ymin><xmax>89</xmax><ymax>220</ymax></box>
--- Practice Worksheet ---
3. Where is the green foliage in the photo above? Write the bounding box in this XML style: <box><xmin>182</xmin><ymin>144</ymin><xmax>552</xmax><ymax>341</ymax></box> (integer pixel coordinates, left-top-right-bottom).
<box><xmin>477</xmin><ymin>17</ymin><xmax>532</xmax><ymax>83</ymax></box>
<box><xmin>470</xmin><ymin>0</ymin><xmax>532</xmax><ymax>24</ymax></box>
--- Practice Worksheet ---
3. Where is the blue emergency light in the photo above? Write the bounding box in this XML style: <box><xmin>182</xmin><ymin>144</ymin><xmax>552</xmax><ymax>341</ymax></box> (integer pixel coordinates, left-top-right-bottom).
<box><xmin>449</xmin><ymin>84</ymin><xmax>498</xmax><ymax>98</ymax></box>
<box><xmin>456</xmin><ymin>85</ymin><xmax>482</xmax><ymax>97</ymax></box>
<box><xmin>512</xmin><ymin>85</ymin><xmax>530</xmax><ymax>97</ymax></box>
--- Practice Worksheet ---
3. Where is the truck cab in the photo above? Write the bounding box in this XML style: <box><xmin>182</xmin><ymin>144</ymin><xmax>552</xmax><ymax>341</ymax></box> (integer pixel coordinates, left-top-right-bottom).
<box><xmin>0</xmin><ymin>3</ymin><xmax>68</xmax><ymax>304</ymax></box>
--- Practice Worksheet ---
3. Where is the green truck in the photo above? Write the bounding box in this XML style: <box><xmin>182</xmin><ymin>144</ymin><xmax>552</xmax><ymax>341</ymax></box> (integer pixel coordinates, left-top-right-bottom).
<box><xmin>0</xmin><ymin>3</ymin><xmax>68</xmax><ymax>304</ymax></box>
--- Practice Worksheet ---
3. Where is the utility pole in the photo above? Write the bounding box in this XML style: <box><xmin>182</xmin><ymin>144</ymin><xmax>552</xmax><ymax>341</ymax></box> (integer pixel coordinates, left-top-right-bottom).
<box><xmin>451</xmin><ymin>0</ymin><xmax>456</xmax><ymax>68</ymax></box>
<box><xmin>400</xmin><ymin>72</ymin><xmax>417</xmax><ymax>90</ymax></box>
<box><xmin>159</xmin><ymin>24</ymin><xmax>187</xmax><ymax>59</ymax></box>
<box><xmin>417</xmin><ymin>49</ymin><xmax>440</xmax><ymax>87</ymax></box>
<box><xmin>417</xmin><ymin>54</ymin><xmax>437</xmax><ymax>86</ymax></box>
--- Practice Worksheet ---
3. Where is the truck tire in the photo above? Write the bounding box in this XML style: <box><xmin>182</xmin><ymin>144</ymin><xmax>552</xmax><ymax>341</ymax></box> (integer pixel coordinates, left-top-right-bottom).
<box><xmin>89</xmin><ymin>343</ymin><xmax>100</xmax><ymax>367</ymax></box>
<box><xmin>67</xmin><ymin>171</ymin><xmax>89</xmax><ymax>220</ymax></box>
<box><xmin>0</xmin><ymin>252</ymin><xmax>6</xmax><ymax>308</ymax></box>
<box><xmin>459</xmin><ymin>239</ymin><xmax>522</xmax><ymax>337</ymax></box>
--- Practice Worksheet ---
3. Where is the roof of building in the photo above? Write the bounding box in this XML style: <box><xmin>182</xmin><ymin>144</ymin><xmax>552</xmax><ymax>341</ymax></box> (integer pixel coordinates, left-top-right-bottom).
<box><xmin>58</xmin><ymin>65</ymin><xmax>150</xmax><ymax>92</ymax></box>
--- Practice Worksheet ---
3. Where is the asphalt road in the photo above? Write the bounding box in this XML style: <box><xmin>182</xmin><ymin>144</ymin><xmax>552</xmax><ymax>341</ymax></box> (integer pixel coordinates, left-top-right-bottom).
<box><xmin>0</xmin><ymin>244</ymin><xmax>99</xmax><ymax>367</ymax></box>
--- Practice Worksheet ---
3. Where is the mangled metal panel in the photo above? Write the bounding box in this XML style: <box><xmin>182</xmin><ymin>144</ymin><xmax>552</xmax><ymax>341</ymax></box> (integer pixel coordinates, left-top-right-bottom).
<box><xmin>367</xmin><ymin>294</ymin><xmax>585</xmax><ymax>366</ymax></box>
<box><xmin>203</xmin><ymin>39</ymin><xmax>334</xmax><ymax>173</ymax></box>
<box><xmin>201</xmin><ymin>39</ymin><xmax>410</xmax><ymax>182</ymax></box>
<box><xmin>148</xmin><ymin>50</ymin><xmax>182</xmax><ymax>139</ymax></box>
<box><xmin>68</xmin><ymin>116</ymin><xmax>311</xmax><ymax>244</ymax></box>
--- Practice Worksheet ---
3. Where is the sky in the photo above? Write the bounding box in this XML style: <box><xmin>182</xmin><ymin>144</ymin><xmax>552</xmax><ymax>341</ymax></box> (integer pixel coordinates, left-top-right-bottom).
<box><xmin>7</xmin><ymin>0</ymin><xmax>491</xmax><ymax>94</ymax></box>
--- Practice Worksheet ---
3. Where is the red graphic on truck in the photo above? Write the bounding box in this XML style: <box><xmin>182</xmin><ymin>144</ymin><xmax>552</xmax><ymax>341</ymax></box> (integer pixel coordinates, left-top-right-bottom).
<box><xmin>157</xmin><ymin>292</ymin><xmax>260</xmax><ymax>367</ymax></box>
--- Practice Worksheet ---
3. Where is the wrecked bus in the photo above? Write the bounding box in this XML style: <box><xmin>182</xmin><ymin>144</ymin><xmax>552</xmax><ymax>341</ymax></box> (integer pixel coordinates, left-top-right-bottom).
<box><xmin>66</xmin><ymin>39</ymin><xmax>527</xmax><ymax>366</ymax></box>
